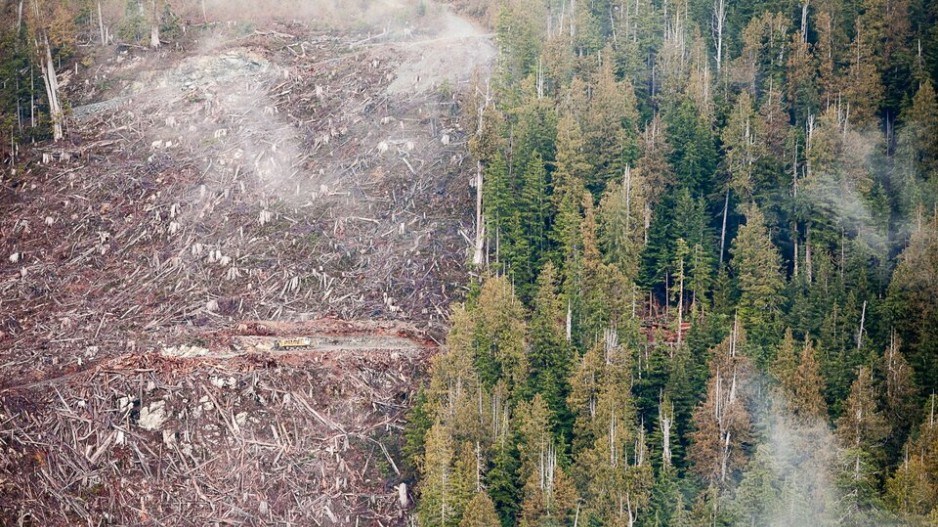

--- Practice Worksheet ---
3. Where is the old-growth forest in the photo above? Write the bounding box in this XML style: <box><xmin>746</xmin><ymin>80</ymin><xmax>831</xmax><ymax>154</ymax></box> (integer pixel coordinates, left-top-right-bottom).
<box><xmin>407</xmin><ymin>0</ymin><xmax>938</xmax><ymax>526</ymax></box>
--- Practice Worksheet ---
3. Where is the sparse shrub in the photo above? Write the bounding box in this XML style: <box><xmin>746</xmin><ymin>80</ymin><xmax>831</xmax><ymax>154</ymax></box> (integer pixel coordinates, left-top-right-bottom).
<box><xmin>438</xmin><ymin>78</ymin><xmax>453</xmax><ymax>99</ymax></box>
<box><xmin>118</xmin><ymin>0</ymin><xmax>146</xmax><ymax>43</ymax></box>
<box><xmin>159</xmin><ymin>4</ymin><xmax>181</xmax><ymax>41</ymax></box>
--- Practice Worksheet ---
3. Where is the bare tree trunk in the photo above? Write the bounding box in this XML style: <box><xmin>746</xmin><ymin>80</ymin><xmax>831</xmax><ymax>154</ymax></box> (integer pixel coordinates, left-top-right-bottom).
<box><xmin>149</xmin><ymin>0</ymin><xmax>160</xmax><ymax>48</ymax></box>
<box><xmin>793</xmin><ymin>223</ymin><xmax>799</xmax><ymax>278</ymax></box>
<box><xmin>471</xmin><ymin>82</ymin><xmax>490</xmax><ymax>268</ymax></box>
<box><xmin>38</xmin><ymin>33</ymin><xmax>63</xmax><ymax>141</ymax></box>
<box><xmin>98</xmin><ymin>1</ymin><xmax>106</xmax><ymax>44</ymax></box>
<box><xmin>643</xmin><ymin>204</ymin><xmax>650</xmax><ymax>246</ymax></box>
<box><xmin>800</xmin><ymin>1</ymin><xmax>810</xmax><ymax>42</ymax></box>
<box><xmin>565</xmin><ymin>301</ymin><xmax>572</xmax><ymax>342</ymax></box>
<box><xmin>660</xmin><ymin>401</ymin><xmax>672</xmax><ymax>466</ymax></box>
<box><xmin>624</xmin><ymin>165</ymin><xmax>632</xmax><ymax>235</ymax></box>
<box><xmin>18</xmin><ymin>0</ymin><xmax>24</xmax><ymax>31</ymax></box>
<box><xmin>536</xmin><ymin>58</ymin><xmax>544</xmax><ymax>99</ymax></box>
<box><xmin>719</xmin><ymin>189</ymin><xmax>730</xmax><ymax>267</ymax></box>
<box><xmin>677</xmin><ymin>259</ymin><xmax>684</xmax><ymax>346</ymax></box>
<box><xmin>805</xmin><ymin>225</ymin><xmax>813</xmax><ymax>283</ymax></box>
<box><xmin>856</xmin><ymin>300</ymin><xmax>867</xmax><ymax>351</ymax></box>
<box><xmin>30</xmin><ymin>62</ymin><xmax>35</xmax><ymax>128</ymax></box>
<box><xmin>472</xmin><ymin>160</ymin><xmax>485</xmax><ymax>266</ymax></box>
<box><xmin>712</xmin><ymin>0</ymin><xmax>725</xmax><ymax>72</ymax></box>
<box><xmin>570</xmin><ymin>0</ymin><xmax>576</xmax><ymax>37</ymax></box>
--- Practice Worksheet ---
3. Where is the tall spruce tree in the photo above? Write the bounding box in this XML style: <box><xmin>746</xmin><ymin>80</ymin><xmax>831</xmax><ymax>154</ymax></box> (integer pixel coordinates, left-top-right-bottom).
<box><xmin>730</xmin><ymin>204</ymin><xmax>785</xmax><ymax>348</ymax></box>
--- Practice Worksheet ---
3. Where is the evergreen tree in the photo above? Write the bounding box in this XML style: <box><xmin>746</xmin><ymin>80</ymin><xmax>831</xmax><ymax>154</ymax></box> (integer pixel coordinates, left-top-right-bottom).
<box><xmin>879</xmin><ymin>335</ymin><xmax>919</xmax><ymax>464</ymax></box>
<box><xmin>688</xmin><ymin>321</ymin><xmax>754</xmax><ymax>486</ymax></box>
<box><xmin>662</xmin><ymin>97</ymin><xmax>718</xmax><ymax>197</ymax></box>
<box><xmin>770</xmin><ymin>328</ymin><xmax>798</xmax><ymax>391</ymax></box>
<box><xmin>419</xmin><ymin>422</ymin><xmax>460</xmax><ymax>527</ymax></box>
<box><xmin>885</xmin><ymin>453</ymin><xmax>936</xmax><ymax>518</ymax></box>
<box><xmin>790</xmin><ymin>337</ymin><xmax>829</xmax><ymax>419</ymax></box>
<box><xmin>487</xmin><ymin>436</ymin><xmax>522</xmax><ymax>527</ymax></box>
<box><xmin>527</xmin><ymin>263</ymin><xmax>574</xmax><ymax>439</ymax></box>
<box><xmin>886</xmin><ymin>214</ymin><xmax>938</xmax><ymax>392</ymax></box>
<box><xmin>721</xmin><ymin>91</ymin><xmax>764</xmax><ymax>201</ymax></box>
<box><xmin>460</xmin><ymin>492</ymin><xmax>502</xmax><ymax>527</ymax></box>
<box><xmin>835</xmin><ymin>366</ymin><xmax>891</xmax><ymax>511</ymax></box>
<box><xmin>471</xmin><ymin>276</ymin><xmax>529</xmax><ymax>398</ymax></box>
<box><xmin>598</xmin><ymin>166</ymin><xmax>647</xmax><ymax>281</ymax></box>
<box><xmin>730</xmin><ymin>204</ymin><xmax>785</xmax><ymax>347</ymax></box>
<box><xmin>582</xmin><ymin>50</ymin><xmax>640</xmax><ymax>194</ymax></box>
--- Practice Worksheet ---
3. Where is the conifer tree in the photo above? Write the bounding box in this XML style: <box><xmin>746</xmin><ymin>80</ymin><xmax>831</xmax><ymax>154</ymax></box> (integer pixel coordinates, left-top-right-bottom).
<box><xmin>553</xmin><ymin>113</ymin><xmax>592</xmax><ymax>192</ymax></box>
<box><xmin>894</xmin><ymin>79</ymin><xmax>938</xmax><ymax>215</ymax></box>
<box><xmin>428</xmin><ymin>306</ymin><xmax>488</xmax><ymax>442</ymax></box>
<box><xmin>567</xmin><ymin>338</ymin><xmax>605</xmax><ymax>455</ymax></box>
<box><xmin>527</xmin><ymin>263</ymin><xmax>574</xmax><ymax>435</ymax></box>
<box><xmin>880</xmin><ymin>335</ymin><xmax>918</xmax><ymax>462</ymax></box>
<box><xmin>517</xmin><ymin>454</ymin><xmax>578</xmax><ymax>527</ymax></box>
<box><xmin>770</xmin><ymin>328</ymin><xmax>798</xmax><ymax>391</ymax></box>
<box><xmin>814</xmin><ymin>10</ymin><xmax>841</xmax><ymax>110</ymax></box>
<box><xmin>786</xmin><ymin>31</ymin><xmax>818</xmax><ymax>126</ymax></box>
<box><xmin>459</xmin><ymin>492</ymin><xmax>502</xmax><ymax>527</ymax></box>
<box><xmin>689</xmin><ymin>321</ymin><xmax>753</xmax><ymax>486</ymax></box>
<box><xmin>493</xmin><ymin>0</ymin><xmax>546</xmax><ymax>88</ymax></box>
<box><xmin>483</xmin><ymin>151</ymin><xmax>513</xmax><ymax>267</ymax></box>
<box><xmin>908</xmin><ymin>80</ymin><xmax>938</xmax><ymax>182</ymax></box>
<box><xmin>722</xmin><ymin>91</ymin><xmax>763</xmax><ymax>201</ymax></box>
<box><xmin>844</xmin><ymin>17</ymin><xmax>886</xmax><ymax>129</ymax></box>
<box><xmin>835</xmin><ymin>366</ymin><xmax>890</xmax><ymax>509</ymax></box>
<box><xmin>598</xmin><ymin>165</ymin><xmax>647</xmax><ymax>281</ymax></box>
<box><xmin>885</xmin><ymin>453</ymin><xmax>936</xmax><ymax>517</ymax></box>
<box><xmin>568</xmin><ymin>329</ymin><xmax>653</xmax><ymax>525</ymax></box>
<box><xmin>885</xmin><ymin>395</ymin><xmax>938</xmax><ymax>517</ymax></box>
<box><xmin>886</xmin><ymin>214</ymin><xmax>938</xmax><ymax>391</ymax></box>
<box><xmin>486</xmin><ymin>435</ymin><xmax>521</xmax><ymax>527</ymax></box>
<box><xmin>419</xmin><ymin>422</ymin><xmax>458</xmax><ymax>527</ymax></box>
<box><xmin>518</xmin><ymin>151</ymin><xmax>550</xmax><ymax>279</ymax></box>
<box><xmin>471</xmin><ymin>276</ymin><xmax>529</xmax><ymax>398</ymax></box>
<box><xmin>730</xmin><ymin>204</ymin><xmax>785</xmax><ymax>346</ymax></box>
<box><xmin>662</xmin><ymin>97</ymin><xmax>718</xmax><ymax>197</ymax></box>
<box><xmin>638</xmin><ymin>114</ymin><xmax>675</xmax><ymax>210</ymax></box>
<box><xmin>582</xmin><ymin>49</ymin><xmax>639</xmax><ymax>193</ymax></box>
<box><xmin>790</xmin><ymin>337</ymin><xmax>828</xmax><ymax>419</ymax></box>
<box><xmin>730</xmin><ymin>445</ymin><xmax>781</xmax><ymax>526</ymax></box>
<box><xmin>516</xmin><ymin>394</ymin><xmax>554</xmax><ymax>483</ymax></box>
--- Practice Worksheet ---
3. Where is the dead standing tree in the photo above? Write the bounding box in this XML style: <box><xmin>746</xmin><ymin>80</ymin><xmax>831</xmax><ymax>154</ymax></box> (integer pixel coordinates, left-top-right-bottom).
<box><xmin>29</xmin><ymin>0</ymin><xmax>66</xmax><ymax>141</ymax></box>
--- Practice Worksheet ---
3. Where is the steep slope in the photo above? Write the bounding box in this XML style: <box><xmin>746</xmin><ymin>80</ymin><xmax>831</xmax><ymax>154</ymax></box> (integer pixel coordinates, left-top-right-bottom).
<box><xmin>0</xmin><ymin>3</ymin><xmax>492</xmax><ymax>524</ymax></box>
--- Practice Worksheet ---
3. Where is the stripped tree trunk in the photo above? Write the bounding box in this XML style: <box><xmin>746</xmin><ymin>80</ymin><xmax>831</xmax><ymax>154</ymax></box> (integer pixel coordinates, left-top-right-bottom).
<box><xmin>719</xmin><ymin>189</ymin><xmax>730</xmax><ymax>267</ymax></box>
<box><xmin>472</xmin><ymin>160</ymin><xmax>485</xmax><ymax>266</ymax></box>
<box><xmin>97</xmin><ymin>1</ymin><xmax>106</xmax><ymax>44</ymax></box>
<box><xmin>712</xmin><ymin>0</ymin><xmax>726</xmax><ymax>72</ymax></box>
<box><xmin>677</xmin><ymin>257</ymin><xmax>684</xmax><ymax>346</ymax></box>
<box><xmin>149</xmin><ymin>0</ymin><xmax>160</xmax><ymax>48</ymax></box>
<box><xmin>37</xmin><ymin>33</ymin><xmax>63</xmax><ymax>141</ymax></box>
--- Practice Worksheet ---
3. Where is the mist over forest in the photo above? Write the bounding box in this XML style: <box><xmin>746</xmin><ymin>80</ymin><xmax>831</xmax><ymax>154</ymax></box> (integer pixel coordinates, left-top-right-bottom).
<box><xmin>2</xmin><ymin>0</ymin><xmax>938</xmax><ymax>525</ymax></box>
